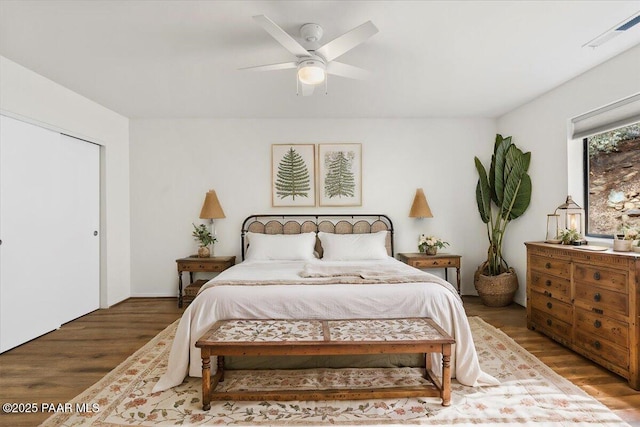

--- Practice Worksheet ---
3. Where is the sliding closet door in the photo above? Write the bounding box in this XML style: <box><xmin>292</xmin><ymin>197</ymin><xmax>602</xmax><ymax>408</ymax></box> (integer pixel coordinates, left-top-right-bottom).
<box><xmin>0</xmin><ymin>116</ymin><xmax>100</xmax><ymax>352</ymax></box>
<box><xmin>57</xmin><ymin>134</ymin><xmax>99</xmax><ymax>324</ymax></box>
<box><xmin>0</xmin><ymin>115</ymin><xmax>63</xmax><ymax>352</ymax></box>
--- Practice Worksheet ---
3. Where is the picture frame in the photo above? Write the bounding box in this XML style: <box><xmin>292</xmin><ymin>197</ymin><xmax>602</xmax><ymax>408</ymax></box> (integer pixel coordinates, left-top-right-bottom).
<box><xmin>318</xmin><ymin>143</ymin><xmax>362</xmax><ymax>206</ymax></box>
<box><xmin>271</xmin><ymin>144</ymin><xmax>316</xmax><ymax>207</ymax></box>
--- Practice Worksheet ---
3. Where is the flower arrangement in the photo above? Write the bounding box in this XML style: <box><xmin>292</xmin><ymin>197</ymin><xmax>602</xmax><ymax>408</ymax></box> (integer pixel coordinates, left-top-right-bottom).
<box><xmin>557</xmin><ymin>228</ymin><xmax>580</xmax><ymax>245</ymax></box>
<box><xmin>622</xmin><ymin>227</ymin><xmax>638</xmax><ymax>241</ymax></box>
<box><xmin>418</xmin><ymin>234</ymin><xmax>449</xmax><ymax>255</ymax></box>
<box><xmin>192</xmin><ymin>223</ymin><xmax>216</xmax><ymax>247</ymax></box>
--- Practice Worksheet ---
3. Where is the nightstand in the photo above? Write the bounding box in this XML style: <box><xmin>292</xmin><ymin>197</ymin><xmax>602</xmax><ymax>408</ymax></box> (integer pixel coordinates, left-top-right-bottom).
<box><xmin>176</xmin><ymin>256</ymin><xmax>236</xmax><ymax>307</ymax></box>
<box><xmin>397</xmin><ymin>253</ymin><xmax>462</xmax><ymax>294</ymax></box>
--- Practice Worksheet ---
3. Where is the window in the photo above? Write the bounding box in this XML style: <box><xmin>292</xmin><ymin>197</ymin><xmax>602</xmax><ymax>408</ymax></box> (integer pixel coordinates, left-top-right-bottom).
<box><xmin>583</xmin><ymin>122</ymin><xmax>640</xmax><ymax>237</ymax></box>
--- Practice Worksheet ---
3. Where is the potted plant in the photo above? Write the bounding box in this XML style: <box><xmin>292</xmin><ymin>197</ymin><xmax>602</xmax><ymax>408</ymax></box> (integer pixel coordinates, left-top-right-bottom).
<box><xmin>614</xmin><ymin>226</ymin><xmax>638</xmax><ymax>252</ymax></box>
<box><xmin>558</xmin><ymin>228</ymin><xmax>580</xmax><ymax>245</ymax></box>
<box><xmin>418</xmin><ymin>235</ymin><xmax>449</xmax><ymax>255</ymax></box>
<box><xmin>192</xmin><ymin>223</ymin><xmax>216</xmax><ymax>258</ymax></box>
<box><xmin>474</xmin><ymin>134</ymin><xmax>532</xmax><ymax>307</ymax></box>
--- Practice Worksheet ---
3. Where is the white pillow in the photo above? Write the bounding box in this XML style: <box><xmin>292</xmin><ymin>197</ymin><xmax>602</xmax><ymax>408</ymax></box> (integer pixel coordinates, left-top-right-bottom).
<box><xmin>318</xmin><ymin>231</ymin><xmax>388</xmax><ymax>261</ymax></box>
<box><xmin>245</xmin><ymin>232</ymin><xmax>316</xmax><ymax>261</ymax></box>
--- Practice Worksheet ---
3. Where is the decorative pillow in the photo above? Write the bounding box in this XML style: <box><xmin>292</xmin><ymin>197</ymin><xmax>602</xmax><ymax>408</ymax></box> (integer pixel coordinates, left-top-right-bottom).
<box><xmin>245</xmin><ymin>232</ymin><xmax>316</xmax><ymax>261</ymax></box>
<box><xmin>318</xmin><ymin>231</ymin><xmax>388</xmax><ymax>260</ymax></box>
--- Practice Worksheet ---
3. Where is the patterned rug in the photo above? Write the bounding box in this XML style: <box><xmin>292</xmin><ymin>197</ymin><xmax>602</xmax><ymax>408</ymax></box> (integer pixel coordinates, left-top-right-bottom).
<box><xmin>41</xmin><ymin>317</ymin><xmax>630</xmax><ymax>426</ymax></box>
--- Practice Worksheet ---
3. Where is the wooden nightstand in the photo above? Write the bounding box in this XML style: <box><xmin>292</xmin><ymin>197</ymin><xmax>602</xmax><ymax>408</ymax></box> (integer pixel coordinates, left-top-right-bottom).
<box><xmin>176</xmin><ymin>256</ymin><xmax>236</xmax><ymax>307</ymax></box>
<box><xmin>397</xmin><ymin>253</ymin><xmax>462</xmax><ymax>294</ymax></box>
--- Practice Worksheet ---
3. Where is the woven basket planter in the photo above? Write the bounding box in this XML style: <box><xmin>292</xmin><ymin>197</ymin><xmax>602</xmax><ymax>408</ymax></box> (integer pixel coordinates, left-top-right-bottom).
<box><xmin>474</xmin><ymin>264</ymin><xmax>518</xmax><ymax>307</ymax></box>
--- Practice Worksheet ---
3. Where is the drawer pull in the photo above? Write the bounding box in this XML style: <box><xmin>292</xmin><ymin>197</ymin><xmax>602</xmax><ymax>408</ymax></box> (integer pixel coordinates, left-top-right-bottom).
<box><xmin>545</xmin><ymin>280</ymin><xmax>552</xmax><ymax>287</ymax></box>
<box><xmin>545</xmin><ymin>262</ymin><xmax>552</xmax><ymax>269</ymax></box>
<box><xmin>593</xmin><ymin>272</ymin><xmax>601</xmax><ymax>281</ymax></box>
<box><xmin>546</xmin><ymin>319</ymin><xmax>552</xmax><ymax>326</ymax></box>
<box><xmin>593</xmin><ymin>293</ymin><xmax>601</xmax><ymax>302</ymax></box>
<box><xmin>593</xmin><ymin>341</ymin><xmax>601</xmax><ymax>350</ymax></box>
<box><xmin>594</xmin><ymin>320</ymin><xmax>602</xmax><ymax>328</ymax></box>
<box><xmin>546</xmin><ymin>302</ymin><xmax>553</xmax><ymax>309</ymax></box>
<box><xmin>544</xmin><ymin>290</ymin><xmax>553</xmax><ymax>298</ymax></box>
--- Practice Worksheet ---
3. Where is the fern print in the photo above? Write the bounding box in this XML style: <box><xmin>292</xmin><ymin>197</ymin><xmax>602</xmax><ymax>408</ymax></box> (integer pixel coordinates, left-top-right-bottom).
<box><xmin>275</xmin><ymin>147</ymin><xmax>311</xmax><ymax>200</ymax></box>
<box><xmin>324</xmin><ymin>150</ymin><xmax>355</xmax><ymax>198</ymax></box>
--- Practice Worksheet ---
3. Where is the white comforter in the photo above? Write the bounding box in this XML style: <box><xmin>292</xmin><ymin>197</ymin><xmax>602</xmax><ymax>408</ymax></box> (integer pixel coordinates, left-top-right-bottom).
<box><xmin>153</xmin><ymin>257</ymin><xmax>498</xmax><ymax>392</ymax></box>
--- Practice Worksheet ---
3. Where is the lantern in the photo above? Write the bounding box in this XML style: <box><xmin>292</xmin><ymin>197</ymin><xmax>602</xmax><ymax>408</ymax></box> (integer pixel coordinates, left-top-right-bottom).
<box><xmin>555</xmin><ymin>195</ymin><xmax>585</xmax><ymax>237</ymax></box>
<box><xmin>546</xmin><ymin>214</ymin><xmax>560</xmax><ymax>242</ymax></box>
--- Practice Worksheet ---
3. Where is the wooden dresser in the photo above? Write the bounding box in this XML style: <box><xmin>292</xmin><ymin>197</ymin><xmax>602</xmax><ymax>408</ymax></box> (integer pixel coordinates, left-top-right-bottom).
<box><xmin>525</xmin><ymin>242</ymin><xmax>639</xmax><ymax>390</ymax></box>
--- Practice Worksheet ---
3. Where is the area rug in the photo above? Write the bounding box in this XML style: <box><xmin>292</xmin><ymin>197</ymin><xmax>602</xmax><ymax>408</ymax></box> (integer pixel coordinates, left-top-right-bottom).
<box><xmin>41</xmin><ymin>317</ymin><xmax>630</xmax><ymax>426</ymax></box>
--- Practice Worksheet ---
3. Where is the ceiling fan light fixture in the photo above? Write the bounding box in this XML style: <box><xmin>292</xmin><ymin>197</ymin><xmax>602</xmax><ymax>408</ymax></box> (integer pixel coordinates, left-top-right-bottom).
<box><xmin>297</xmin><ymin>59</ymin><xmax>326</xmax><ymax>85</ymax></box>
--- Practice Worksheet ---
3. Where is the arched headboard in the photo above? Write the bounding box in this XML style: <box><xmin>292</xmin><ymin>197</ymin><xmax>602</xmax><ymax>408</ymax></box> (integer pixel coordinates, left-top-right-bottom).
<box><xmin>241</xmin><ymin>214</ymin><xmax>394</xmax><ymax>261</ymax></box>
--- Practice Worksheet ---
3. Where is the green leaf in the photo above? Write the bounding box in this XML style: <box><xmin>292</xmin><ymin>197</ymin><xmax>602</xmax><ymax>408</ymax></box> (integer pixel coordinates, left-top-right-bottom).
<box><xmin>501</xmin><ymin>146</ymin><xmax>532</xmax><ymax>220</ymax></box>
<box><xmin>474</xmin><ymin>157</ymin><xmax>491</xmax><ymax>224</ymax></box>
<box><xmin>492</xmin><ymin>134</ymin><xmax>512</xmax><ymax>206</ymax></box>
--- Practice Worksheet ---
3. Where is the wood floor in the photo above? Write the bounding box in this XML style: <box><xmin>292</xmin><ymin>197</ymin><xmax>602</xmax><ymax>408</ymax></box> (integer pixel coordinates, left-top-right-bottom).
<box><xmin>0</xmin><ymin>297</ymin><xmax>638</xmax><ymax>426</ymax></box>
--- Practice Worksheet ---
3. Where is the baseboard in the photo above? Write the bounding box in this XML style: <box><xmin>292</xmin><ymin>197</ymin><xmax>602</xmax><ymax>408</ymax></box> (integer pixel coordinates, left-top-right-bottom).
<box><xmin>129</xmin><ymin>292</ymin><xmax>177</xmax><ymax>298</ymax></box>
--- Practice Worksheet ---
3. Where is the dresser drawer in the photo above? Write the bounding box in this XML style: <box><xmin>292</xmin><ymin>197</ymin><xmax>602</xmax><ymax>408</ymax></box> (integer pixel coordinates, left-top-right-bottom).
<box><xmin>530</xmin><ymin>291</ymin><xmax>572</xmax><ymax>324</ymax></box>
<box><xmin>574</xmin><ymin>330</ymin><xmax>628</xmax><ymax>371</ymax></box>
<box><xmin>529</xmin><ymin>271</ymin><xmax>570</xmax><ymax>303</ymax></box>
<box><xmin>574</xmin><ymin>264</ymin><xmax>627</xmax><ymax>293</ymax></box>
<box><xmin>529</xmin><ymin>254</ymin><xmax>570</xmax><ymax>279</ymax></box>
<box><xmin>574</xmin><ymin>307</ymin><xmax>628</xmax><ymax>348</ymax></box>
<box><xmin>574</xmin><ymin>285</ymin><xmax>628</xmax><ymax>317</ymax></box>
<box><xmin>530</xmin><ymin>309</ymin><xmax>571</xmax><ymax>342</ymax></box>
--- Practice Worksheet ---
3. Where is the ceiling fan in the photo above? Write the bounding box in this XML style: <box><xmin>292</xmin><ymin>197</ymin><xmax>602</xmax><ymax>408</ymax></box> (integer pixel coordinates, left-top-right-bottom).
<box><xmin>241</xmin><ymin>15</ymin><xmax>378</xmax><ymax>96</ymax></box>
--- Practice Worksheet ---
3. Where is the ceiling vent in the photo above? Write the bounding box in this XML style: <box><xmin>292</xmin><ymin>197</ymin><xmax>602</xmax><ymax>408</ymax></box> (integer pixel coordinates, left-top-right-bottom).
<box><xmin>584</xmin><ymin>11</ymin><xmax>640</xmax><ymax>48</ymax></box>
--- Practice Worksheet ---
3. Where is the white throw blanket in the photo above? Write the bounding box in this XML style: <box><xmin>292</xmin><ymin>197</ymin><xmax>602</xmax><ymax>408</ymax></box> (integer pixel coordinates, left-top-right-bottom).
<box><xmin>153</xmin><ymin>258</ymin><xmax>498</xmax><ymax>392</ymax></box>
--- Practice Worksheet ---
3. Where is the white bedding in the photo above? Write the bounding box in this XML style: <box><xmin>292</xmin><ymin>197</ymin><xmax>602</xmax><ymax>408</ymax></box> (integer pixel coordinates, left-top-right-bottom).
<box><xmin>153</xmin><ymin>257</ymin><xmax>498</xmax><ymax>392</ymax></box>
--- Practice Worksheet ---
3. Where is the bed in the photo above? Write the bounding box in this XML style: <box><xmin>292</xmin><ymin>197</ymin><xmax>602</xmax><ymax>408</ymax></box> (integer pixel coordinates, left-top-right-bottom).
<box><xmin>153</xmin><ymin>214</ymin><xmax>498</xmax><ymax>393</ymax></box>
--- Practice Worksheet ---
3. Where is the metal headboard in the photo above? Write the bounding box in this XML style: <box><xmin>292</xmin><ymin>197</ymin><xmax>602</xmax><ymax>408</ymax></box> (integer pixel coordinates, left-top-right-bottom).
<box><xmin>241</xmin><ymin>214</ymin><xmax>394</xmax><ymax>261</ymax></box>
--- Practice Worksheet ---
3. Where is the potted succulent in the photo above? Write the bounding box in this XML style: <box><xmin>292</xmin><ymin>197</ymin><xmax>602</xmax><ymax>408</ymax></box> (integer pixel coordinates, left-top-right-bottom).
<box><xmin>418</xmin><ymin>235</ymin><xmax>449</xmax><ymax>255</ymax></box>
<box><xmin>192</xmin><ymin>223</ymin><xmax>216</xmax><ymax>258</ymax></box>
<box><xmin>558</xmin><ymin>228</ymin><xmax>581</xmax><ymax>245</ymax></box>
<box><xmin>474</xmin><ymin>134</ymin><xmax>532</xmax><ymax>307</ymax></box>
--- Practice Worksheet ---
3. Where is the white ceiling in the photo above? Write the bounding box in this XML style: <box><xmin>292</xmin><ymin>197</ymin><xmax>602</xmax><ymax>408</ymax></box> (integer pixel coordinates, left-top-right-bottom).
<box><xmin>1</xmin><ymin>1</ymin><xmax>639</xmax><ymax>119</ymax></box>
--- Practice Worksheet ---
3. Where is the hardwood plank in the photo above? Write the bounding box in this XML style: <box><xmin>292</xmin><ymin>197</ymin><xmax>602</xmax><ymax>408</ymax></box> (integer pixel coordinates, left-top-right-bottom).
<box><xmin>0</xmin><ymin>296</ymin><xmax>638</xmax><ymax>426</ymax></box>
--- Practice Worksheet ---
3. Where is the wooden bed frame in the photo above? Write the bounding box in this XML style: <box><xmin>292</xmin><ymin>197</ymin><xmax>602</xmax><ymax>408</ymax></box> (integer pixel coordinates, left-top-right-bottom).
<box><xmin>240</xmin><ymin>214</ymin><xmax>394</xmax><ymax>261</ymax></box>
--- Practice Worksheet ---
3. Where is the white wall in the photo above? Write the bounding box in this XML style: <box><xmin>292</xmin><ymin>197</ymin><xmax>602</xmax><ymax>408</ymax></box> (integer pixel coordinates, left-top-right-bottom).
<box><xmin>497</xmin><ymin>44</ymin><xmax>640</xmax><ymax>305</ymax></box>
<box><xmin>0</xmin><ymin>56</ymin><xmax>131</xmax><ymax>307</ymax></box>
<box><xmin>130</xmin><ymin>118</ymin><xmax>496</xmax><ymax>297</ymax></box>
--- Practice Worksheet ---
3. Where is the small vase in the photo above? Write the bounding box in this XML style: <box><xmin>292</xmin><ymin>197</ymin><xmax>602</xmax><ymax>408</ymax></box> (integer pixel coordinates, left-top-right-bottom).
<box><xmin>197</xmin><ymin>246</ymin><xmax>210</xmax><ymax>258</ymax></box>
<box><xmin>426</xmin><ymin>246</ymin><xmax>437</xmax><ymax>256</ymax></box>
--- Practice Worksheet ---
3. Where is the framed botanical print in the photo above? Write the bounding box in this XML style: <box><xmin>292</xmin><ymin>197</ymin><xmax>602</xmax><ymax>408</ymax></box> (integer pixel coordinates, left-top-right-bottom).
<box><xmin>271</xmin><ymin>144</ymin><xmax>316</xmax><ymax>207</ymax></box>
<box><xmin>318</xmin><ymin>143</ymin><xmax>362</xmax><ymax>206</ymax></box>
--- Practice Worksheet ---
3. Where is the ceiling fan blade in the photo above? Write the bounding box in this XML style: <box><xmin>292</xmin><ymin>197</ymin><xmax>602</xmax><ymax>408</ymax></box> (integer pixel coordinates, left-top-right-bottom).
<box><xmin>300</xmin><ymin>83</ymin><xmax>315</xmax><ymax>96</ymax></box>
<box><xmin>239</xmin><ymin>62</ymin><xmax>297</xmax><ymax>72</ymax></box>
<box><xmin>253</xmin><ymin>15</ymin><xmax>311</xmax><ymax>58</ymax></box>
<box><xmin>316</xmin><ymin>21</ymin><xmax>378</xmax><ymax>62</ymax></box>
<box><xmin>326</xmin><ymin>61</ymin><xmax>370</xmax><ymax>80</ymax></box>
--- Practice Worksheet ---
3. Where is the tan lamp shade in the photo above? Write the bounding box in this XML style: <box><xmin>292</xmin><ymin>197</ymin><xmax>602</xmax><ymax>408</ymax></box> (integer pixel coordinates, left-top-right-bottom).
<box><xmin>199</xmin><ymin>190</ymin><xmax>226</xmax><ymax>219</ymax></box>
<box><xmin>409</xmin><ymin>188</ymin><xmax>433</xmax><ymax>218</ymax></box>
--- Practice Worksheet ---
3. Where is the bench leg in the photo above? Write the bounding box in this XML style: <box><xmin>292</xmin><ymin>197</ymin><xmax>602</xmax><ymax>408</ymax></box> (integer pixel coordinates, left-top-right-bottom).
<box><xmin>201</xmin><ymin>348</ymin><xmax>211</xmax><ymax>411</ymax></box>
<box><xmin>441</xmin><ymin>345</ymin><xmax>451</xmax><ymax>406</ymax></box>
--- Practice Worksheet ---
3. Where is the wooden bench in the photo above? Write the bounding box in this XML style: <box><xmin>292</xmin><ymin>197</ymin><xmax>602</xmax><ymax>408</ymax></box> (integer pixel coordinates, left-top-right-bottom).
<box><xmin>195</xmin><ymin>317</ymin><xmax>455</xmax><ymax>410</ymax></box>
